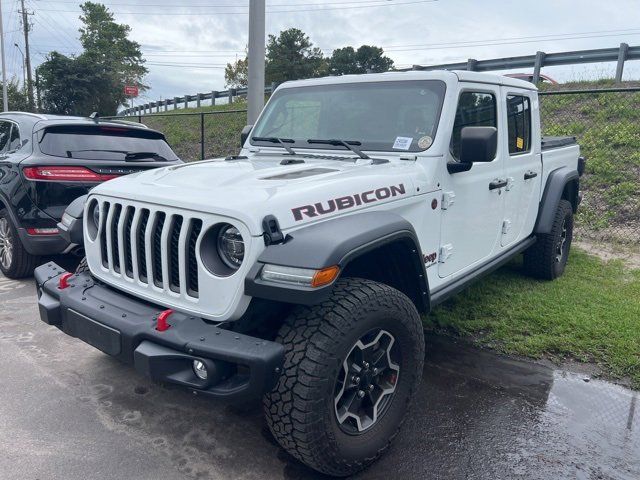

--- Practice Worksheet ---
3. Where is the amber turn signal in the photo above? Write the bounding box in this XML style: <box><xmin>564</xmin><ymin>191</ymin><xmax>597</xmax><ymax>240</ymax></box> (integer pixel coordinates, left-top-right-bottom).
<box><xmin>311</xmin><ymin>265</ymin><xmax>340</xmax><ymax>288</ymax></box>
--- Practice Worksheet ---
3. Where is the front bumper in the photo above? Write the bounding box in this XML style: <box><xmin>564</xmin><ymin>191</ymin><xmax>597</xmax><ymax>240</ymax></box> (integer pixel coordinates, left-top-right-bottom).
<box><xmin>35</xmin><ymin>262</ymin><xmax>284</xmax><ymax>401</ymax></box>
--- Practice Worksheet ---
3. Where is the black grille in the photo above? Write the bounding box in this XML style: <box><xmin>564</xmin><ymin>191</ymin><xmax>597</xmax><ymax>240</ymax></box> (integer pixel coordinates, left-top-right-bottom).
<box><xmin>152</xmin><ymin>213</ymin><xmax>166</xmax><ymax>287</ymax></box>
<box><xmin>111</xmin><ymin>204</ymin><xmax>122</xmax><ymax>273</ymax></box>
<box><xmin>100</xmin><ymin>203</ymin><xmax>110</xmax><ymax>268</ymax></box>
<box><xmin>169</xmin><ymin>216</ymin><xmax>183</xmax><ymax>292</ymax></box>
<box><xmin>98</xmin><ymin>203</ymin><xmax>203</xmax><ymax>298</ymax></box>
<box><xmin>137</xmin><ymin>209</ymin><xmax>150</xmax><ymax>282</ymax></box>
<box><xmin>187</xmin><ymin>219</ymin><xmax>202</xmax><ymax>296</ymax></box>
<box><xmin>123</xmin><ymin>207</ymin><xmax>134</xmax><ymax>277</ymax></box>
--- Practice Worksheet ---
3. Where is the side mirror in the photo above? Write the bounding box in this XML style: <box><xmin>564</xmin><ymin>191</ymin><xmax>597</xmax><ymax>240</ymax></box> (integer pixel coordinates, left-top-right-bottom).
<box><xmin>241</xmin><ymin>125</ymin><xmax>253</xmax><ymax>147</ymax></box>
<box><xmin>460</xmin><ymin>126</ymin><xmax>497</xmax><ymax>164</ymax></box>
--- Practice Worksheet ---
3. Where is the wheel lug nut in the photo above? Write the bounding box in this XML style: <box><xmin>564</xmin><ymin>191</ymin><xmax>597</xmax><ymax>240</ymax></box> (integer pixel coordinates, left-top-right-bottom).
<box><xmin>363</xmin><ymin>362</ymin><xmax>369</xmax><ymax>369</ymax></box>
<box><xmin>352</xmin><ymin>376</ymin><xmax>360</xmax><ymax>384</ymax></box>
<box><xmin>369</xmin><ymin>384</ymin><xmax>374</xmax><ymax>391</ymax></box>
<box><xmin>357</xmin><ymin>390</ymin><xmax>365</xmax><ymax>398</ymax></box>
<box><xmin>373</xmin><ymin>368</ymin><xmax>378</xmax><ymax>375</ymax></box>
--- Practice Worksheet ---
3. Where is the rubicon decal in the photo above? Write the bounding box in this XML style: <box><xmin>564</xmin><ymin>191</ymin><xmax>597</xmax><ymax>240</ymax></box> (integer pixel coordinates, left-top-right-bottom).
<box><xmin>292</xmin><ymin>184</ymin><xmax>406</xmax><ymax>221</ymax></box>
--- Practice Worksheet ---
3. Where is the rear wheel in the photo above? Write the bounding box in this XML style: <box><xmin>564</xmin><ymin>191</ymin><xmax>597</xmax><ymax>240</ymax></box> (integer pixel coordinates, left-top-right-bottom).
<box><xmin>0</xmin><ymin>210</ymin><xmax>40</xmax><ymax>279</ymax></box>
<box><xmin>263</xmin><ymin>278</ymin><xmax>424</xmax><ymax>476</ymax></box>
<box><xmin>523</xmin><ymin>199</ymin><xmax>574</xmax><ymax>280</ymax></box>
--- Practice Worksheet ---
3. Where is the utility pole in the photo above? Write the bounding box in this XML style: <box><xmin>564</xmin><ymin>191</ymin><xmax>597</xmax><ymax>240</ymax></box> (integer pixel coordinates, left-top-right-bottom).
<box><xmin>19</xmin><ymin>0</ymin><xmax>34</xmax><ymax>111</ymax></box>
<box><xmin>0</xmin><ymin>0</ymin><xmax>8</xmax><ymax>111</ymax></box>
<box><xmin>247</xmin><ymin>0</ymin><xmax>265</xmax><ymax>124</ymax></box>
<box><xmin>14</xmin><ymin>44</ymin><xmax>25</xmax><ymax>92</ymax></box>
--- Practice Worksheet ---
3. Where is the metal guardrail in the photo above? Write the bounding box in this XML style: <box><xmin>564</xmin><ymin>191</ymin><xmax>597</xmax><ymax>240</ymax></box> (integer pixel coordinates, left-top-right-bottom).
<box><xmin>401</xmin><ymin>43</ymin><xmax>639</xmax><ymax>84</ymax></box>
<box><xmin>123</xmin><ymin>43</ymin><xmax>639</xmax><ymax>117</ymax></box>
<box><xmin>121</xmin><ymin>85</ymin><xmax>274</xmax><ymax>117</ymax></box>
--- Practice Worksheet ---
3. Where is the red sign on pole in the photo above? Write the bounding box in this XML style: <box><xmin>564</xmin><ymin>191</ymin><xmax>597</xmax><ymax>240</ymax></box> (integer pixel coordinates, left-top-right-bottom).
<box><xmin>124</xmin><ymin>85</ymin><xmax>139</xmax><ymax>97</ymax></box>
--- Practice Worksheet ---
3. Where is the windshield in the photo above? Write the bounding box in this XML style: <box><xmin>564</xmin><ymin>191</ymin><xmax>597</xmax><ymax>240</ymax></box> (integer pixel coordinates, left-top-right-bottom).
<box><xmin>38</xmin><ymin>125</ymin><xmax>179</xmax><ymax>161</ymax></box>
<box><xmin>251</xmin><ymin>80</ymin><xmax>446</xmax><ymax>153</ymax></box>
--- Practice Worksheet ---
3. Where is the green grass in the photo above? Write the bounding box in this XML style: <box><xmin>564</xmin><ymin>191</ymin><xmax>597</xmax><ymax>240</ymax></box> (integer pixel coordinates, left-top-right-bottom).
<box><xmin>137</xmin><ymin>100</ymin><xmax>249</xmax><ymax>161</ymax></box>
<box><xmin>540</xmin><ymin>81</ymin><xmax>640</xmax><ymax>237</ymax></box>
<box><xmin>426</xmin><ymin>249</ymin><xmax>640</xmax><ymax>388</ymax></box>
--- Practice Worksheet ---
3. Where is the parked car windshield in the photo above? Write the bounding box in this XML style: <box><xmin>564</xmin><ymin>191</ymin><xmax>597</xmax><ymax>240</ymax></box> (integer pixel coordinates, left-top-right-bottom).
<box><xmin>251</xmin><ymin>80</ymin><xmax>446</xmax><ymax>153</ymax></box>
<box><xmin>38</xmin><ymin>125</ymin><xmax>179</xmax><ymax>161</ymax></box>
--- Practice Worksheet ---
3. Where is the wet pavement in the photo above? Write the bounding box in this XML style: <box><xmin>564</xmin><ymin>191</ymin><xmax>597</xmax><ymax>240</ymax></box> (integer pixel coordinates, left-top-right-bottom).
<box><xmin>0</xmin><ymin>272</ymin><xmax>638</xmax><ymax>479</ymax></box>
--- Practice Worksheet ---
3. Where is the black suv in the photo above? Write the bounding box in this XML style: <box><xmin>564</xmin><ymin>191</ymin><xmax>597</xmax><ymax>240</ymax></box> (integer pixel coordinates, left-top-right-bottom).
<box><xmin>0</xmin><ymin>112</ymin><xmax>182</xmax><ymax>279</ymax></box>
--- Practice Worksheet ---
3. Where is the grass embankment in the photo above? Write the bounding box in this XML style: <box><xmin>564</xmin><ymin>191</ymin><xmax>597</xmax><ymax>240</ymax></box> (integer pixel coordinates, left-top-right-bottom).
<box><xmin>140</xmin><ymin>100</ymin><xmax>248</xmax><ymax>161</ymax></box>
<box><xmin>539</xmin><ymin>80</ymin><xmax>640</xmax><ymax>241</ymax></box>
<box><xmin>427</xmin><ymin>249</ymin><xmax>640</xmax><ymax>388</ymax></box>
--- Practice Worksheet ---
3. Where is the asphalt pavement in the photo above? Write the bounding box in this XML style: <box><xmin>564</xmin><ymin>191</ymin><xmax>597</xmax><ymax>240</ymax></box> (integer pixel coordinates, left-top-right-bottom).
<box><xmin>0</xmin><ymin>270</ymin><xmax>638</xmax><ymax>479</ymax></box>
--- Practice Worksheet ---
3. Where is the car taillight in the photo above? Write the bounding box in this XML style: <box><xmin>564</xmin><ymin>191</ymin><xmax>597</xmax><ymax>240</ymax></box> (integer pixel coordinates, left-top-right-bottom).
<box><xmin>22</xmin><ymin>166</ymin><xmax>120</xmax><ymax>182</ymax></box>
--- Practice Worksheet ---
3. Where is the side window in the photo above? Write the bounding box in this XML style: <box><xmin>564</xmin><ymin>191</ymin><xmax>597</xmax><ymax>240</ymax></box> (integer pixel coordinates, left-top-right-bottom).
<box><xmin>0</xmin><ymin>121</ymin><xmax>10</xmax><ymax>152</ymax></box>
<box><xmin>507</xmin><ymin>95</ymin><xmax>531</xmax><ymax>154</ymax></box>
<box><xmin>8</xmin><ymin>124</ymin><xmax>21</xmax><ymax>152</ymax></box>
<box><xmin>450</xmin><ymin>92</ymin><xmax>497</xmax><ymax>160</ymax></box>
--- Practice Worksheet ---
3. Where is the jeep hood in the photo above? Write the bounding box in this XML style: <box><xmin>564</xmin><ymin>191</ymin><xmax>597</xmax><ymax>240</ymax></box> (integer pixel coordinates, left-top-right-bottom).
<box><xmin>91</xmin><ymin>155</ymin><xmax>417</xmax><ymax>235</ymax></box>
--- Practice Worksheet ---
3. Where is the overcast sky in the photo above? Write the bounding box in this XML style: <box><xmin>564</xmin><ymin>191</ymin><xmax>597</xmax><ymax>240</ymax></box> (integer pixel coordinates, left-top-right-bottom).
<box><xmin>3</xmin><ymin>0</ymin><xmax>640</xmax><ymax>107</ymax></box>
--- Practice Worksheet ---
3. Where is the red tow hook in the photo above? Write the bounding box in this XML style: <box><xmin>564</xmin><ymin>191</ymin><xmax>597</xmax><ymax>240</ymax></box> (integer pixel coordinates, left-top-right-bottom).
<box><xmin>156</xmin><ymin>309</ymin><xmax>174</xmax><ymax>332</ymax></box>
<box><xmin>58</xmin><ymin>272</ymin><xmax>74</xmax><ymax>289</ymax></box>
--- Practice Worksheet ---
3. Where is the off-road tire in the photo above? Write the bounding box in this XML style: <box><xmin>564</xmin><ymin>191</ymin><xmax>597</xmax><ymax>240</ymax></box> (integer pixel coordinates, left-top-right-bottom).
<box><xmin>75</xmin><ymin>257</ymin><xmax>89</xmax><ymax>274</ymax></box>
<box><xmin>524</xmin><ymin>199</ymin><xmax>573</xmax><ymax>280</ymax></box>
<box><xmin>0</xmin><ymin>209</ymin><xmax>40</xmax><ymax>279</ymax></box>
<box><xmin>263</xmin><ymin>278</ymin><xmax>425</xmax><ymax>476</ymax></box>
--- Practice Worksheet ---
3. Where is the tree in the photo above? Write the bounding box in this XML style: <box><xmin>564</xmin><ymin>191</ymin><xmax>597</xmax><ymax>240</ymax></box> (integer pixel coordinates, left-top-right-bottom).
<box><xmin>0</xmin><ymin>79</ymin><xmax>29</xmax><ymax>111</ymax></box>
<box><xmin>225</xmin><ymin>57</ymin><xmax>248</xmax><ymax>88</ymax></box>
<box><xmin>328</xmin><ymin>45</ymin><xmax>394</xmax><ymax>76</ymax></box>
<box><xmin>78</xmin><ymin>2</ymin><xmax>147</xmax><ymax>114</ymax></box>
<box><xmin>265</xmin><ymin>28</ymin><xmax>326</xmax><ymax>84</ymax></box>
<box><xmin>38</xmin><ymin>2</ymin><xmax>147</xmax><ymax>115</ymax></box>
<box><xmin>37</xmin><ymin>52</ymin><xmax>100</xmax><ymax>115</ymax></box>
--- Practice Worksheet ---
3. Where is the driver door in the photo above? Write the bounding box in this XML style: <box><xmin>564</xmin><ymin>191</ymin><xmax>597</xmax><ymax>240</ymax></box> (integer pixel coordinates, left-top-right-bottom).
<box><xmin>438</xmin><ymin>87</ymin><xmax>505</xmax><ymax>278</ymax></box>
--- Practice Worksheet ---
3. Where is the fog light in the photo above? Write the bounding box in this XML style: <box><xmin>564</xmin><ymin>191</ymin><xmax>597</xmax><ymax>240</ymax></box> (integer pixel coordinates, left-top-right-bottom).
<box><xmin>193</xmin><ymin>360</ymin><xmax>208</xmax><ymax>380</ymax></box>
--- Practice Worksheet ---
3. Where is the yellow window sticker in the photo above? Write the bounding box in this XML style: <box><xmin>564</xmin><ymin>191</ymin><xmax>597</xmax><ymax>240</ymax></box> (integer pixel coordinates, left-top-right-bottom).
<box><xmin>516</xmin><ymin>137</ymin><xmax>524</xmax><ymax>149</ymax></box>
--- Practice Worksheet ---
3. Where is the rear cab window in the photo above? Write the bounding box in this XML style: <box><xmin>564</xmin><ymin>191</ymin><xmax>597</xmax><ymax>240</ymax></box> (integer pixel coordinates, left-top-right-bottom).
<box><xmin>506</xmin><ymin>95</ymin><xmax>532</xmax><ymax>154</ymax></box>
<box><xmin>37</xmin><ymin>124</ymin><xmax>179</xmax><ymax>161</ymax></box>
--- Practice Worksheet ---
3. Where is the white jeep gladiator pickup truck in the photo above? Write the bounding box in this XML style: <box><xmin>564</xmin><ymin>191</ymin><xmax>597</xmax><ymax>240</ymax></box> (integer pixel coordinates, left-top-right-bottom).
<box><xmin>36</xmin><ymin>70</ymin><xmax>584</xmax><ymax>476</ymax></box>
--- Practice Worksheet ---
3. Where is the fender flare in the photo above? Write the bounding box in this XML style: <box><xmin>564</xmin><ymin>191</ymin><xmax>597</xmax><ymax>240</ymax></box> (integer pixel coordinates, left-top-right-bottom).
<box><xmin>534</xmin><ymin>167</ymin><xmax>579</xmax><ymax>235</ymax></box>
<box><xmin>245</xmin><ymin>211</ymin><xmax>429</xmax><ymax>310</ymax></box>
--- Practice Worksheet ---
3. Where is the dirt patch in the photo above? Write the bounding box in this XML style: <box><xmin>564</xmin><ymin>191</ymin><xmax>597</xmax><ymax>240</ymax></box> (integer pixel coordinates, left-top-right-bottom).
<box><xmin>574</xmin><ymin>240</ymin><xmax>640</xmax><ymax>269</ymax></box>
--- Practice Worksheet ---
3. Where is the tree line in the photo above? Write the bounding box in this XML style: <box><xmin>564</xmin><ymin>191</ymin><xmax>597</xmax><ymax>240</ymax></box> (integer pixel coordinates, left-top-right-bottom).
<box><xmin>225</xmin><ymin>28</ymin><xmax>394</xmax><ymax>88</ymax></box>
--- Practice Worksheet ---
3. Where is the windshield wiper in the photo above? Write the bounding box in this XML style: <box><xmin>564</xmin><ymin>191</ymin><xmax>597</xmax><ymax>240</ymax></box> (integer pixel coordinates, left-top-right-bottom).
<box><xmin>306</xmin><ymin>139</ymin><xmax>370</xmax><ymax>159</ymax></box>
<box><xmin>251</xmin><ymin>136</ymin><xmax>297</xmax><ymax>155</ymax></box>
<box><xmin>124</xmin><ymin>151</ymin><xmax>169</xmax><ymax>162</ymax></box>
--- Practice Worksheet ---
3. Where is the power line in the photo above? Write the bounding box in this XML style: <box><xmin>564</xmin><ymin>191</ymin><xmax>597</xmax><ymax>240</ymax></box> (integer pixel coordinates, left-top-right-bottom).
<box><xmin>32</xmin><ymin>0</ymin><xmax>439</xmax><ymax>15</ymax></box>
<box><xmin>32</xmin><ymin>0</ymin><xmax>427</xmax><ymax>7</ymax></box>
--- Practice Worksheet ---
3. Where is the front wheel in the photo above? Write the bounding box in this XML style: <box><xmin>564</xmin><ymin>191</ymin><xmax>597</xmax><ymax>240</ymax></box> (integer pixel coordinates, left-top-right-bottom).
<box><xmin>263</xmin><ymin>278</ymin><xmax>425</xmax><ymax>476</ymax></box>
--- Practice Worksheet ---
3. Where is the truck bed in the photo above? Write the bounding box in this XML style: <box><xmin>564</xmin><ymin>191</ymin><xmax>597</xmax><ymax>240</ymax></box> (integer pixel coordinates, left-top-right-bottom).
<box><xmin>541</xmin><ymin>136</ymin><xmax>577</xmax><ymax>150</ymax></box>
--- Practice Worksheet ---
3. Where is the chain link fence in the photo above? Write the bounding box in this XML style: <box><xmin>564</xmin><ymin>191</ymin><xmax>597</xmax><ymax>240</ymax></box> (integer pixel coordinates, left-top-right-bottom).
<box><xmin>114</xmin><ymin>86</ymin><xmax>640</xmax><ymax>246</ymax></box>
<box><xmin>539</xmin><ymin>87</ymin><xmax>640</xmax><ymax>245</ymax></box>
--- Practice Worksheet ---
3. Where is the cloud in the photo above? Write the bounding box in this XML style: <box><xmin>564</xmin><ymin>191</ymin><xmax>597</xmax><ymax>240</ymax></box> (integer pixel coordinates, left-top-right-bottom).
<box><xmin>7</xmin><ymin>0</ymin><xmax>640</xmax><ymax>106</ymax></box>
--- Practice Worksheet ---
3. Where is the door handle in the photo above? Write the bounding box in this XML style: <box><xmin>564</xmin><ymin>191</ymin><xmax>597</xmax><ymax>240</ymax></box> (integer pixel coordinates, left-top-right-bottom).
<box><xmin>489</xmin><ymin>179</ymin><xmax>508</xmax><ymax>190</ymax></box>
<box><xmin>524</xmin><ymin>171</ymin><xmax>538</xmax><ymax>180</ymax></box>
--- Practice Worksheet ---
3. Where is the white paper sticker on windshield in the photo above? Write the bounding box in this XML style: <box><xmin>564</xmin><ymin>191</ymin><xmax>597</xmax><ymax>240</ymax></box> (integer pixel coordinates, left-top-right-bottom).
<box><xmin>393</xmin><ymin>136</ymin><xmax>413</xmax><ymax>150</ymax></box>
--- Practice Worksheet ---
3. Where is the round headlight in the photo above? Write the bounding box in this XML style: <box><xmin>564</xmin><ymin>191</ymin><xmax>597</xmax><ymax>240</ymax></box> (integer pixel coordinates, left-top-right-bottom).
<box><xmin>217</xmin><ymin>225</ymin><xmax>244</xmax><ymax>269</ymax></box>
<box><xmin>91</xmin><ymin>202</ymin><xmax>100</xmax><ymax>229</ymax></box>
